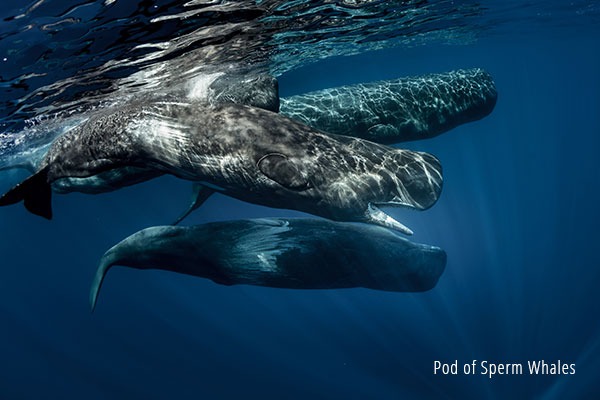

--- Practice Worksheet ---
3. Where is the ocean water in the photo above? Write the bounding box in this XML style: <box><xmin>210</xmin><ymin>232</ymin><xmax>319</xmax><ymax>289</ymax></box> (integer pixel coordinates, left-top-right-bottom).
<box><xmin>1</xmin><ymin>1</ymin><xmax>599</xmax><ymax>399</ymax></box>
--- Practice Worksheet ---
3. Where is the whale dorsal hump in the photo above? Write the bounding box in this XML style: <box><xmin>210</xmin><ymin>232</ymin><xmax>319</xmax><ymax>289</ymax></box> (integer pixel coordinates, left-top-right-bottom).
<box><xmin>257</xmin><ymin>153</ymin><xmax>309</xmax><ymax>190</ymax></box>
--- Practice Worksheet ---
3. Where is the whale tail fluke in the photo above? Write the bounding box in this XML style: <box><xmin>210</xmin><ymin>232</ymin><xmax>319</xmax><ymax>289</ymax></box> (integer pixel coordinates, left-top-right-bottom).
<box><xmin>0</xmin><ymin>167</ymin><xmax>53</xmax><ymax>220</ymax></box>
<box><xmin>89</xmin><ymin>249</ymin><xmax>117</xmax><ymax>313</ymax></box>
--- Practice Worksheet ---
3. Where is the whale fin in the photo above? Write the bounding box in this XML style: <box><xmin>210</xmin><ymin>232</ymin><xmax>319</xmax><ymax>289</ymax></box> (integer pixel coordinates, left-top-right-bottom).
<box><xmin>89</xmin><ymin>249</ymin><xmax>117</xmax><ymax>312</ymax></box>
<box><xmin>257</xmin><ymin>153</ymin><xmax>309</xmax><ymax>190</ymax></box>
<box><xmin>0</xmin><ymin>167</ymin><xmax>52</xmax><ymax>220</ymax></box>
<box><xmin>172</xmin><ymin>183</ymin><xmax>214</xmax><ymax>225</ymax></box>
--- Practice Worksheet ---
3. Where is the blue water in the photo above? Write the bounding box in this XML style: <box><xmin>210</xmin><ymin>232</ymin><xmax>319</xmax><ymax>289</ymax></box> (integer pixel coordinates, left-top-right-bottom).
<box><xmin>1</xmin><ymin>1</ymin><xmax>600</xmax><ymax>399</ymax></box>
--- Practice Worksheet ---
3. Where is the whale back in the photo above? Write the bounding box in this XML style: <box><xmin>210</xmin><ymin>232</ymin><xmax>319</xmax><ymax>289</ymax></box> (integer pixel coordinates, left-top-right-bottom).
<box><xmin>280</xmin><ymin>68</ymin><xmax>497</xmax><ymax>144</ymax></box>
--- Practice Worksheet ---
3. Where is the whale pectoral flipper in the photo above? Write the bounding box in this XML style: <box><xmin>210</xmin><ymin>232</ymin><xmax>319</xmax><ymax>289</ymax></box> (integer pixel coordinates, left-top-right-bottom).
<box><xmin>257</xmin><ymin>153</ymin><xmax>309</xmax><ymax>190</ymax></box>
<box><xmin>171</xmin><ymin>183</ymin><xmax>214</xmax><ymax>225</ymax></box>
<box><xmin>0</xmin><ymin>167</ymin><xmax>52</xmax><ymax>220</ymax></box>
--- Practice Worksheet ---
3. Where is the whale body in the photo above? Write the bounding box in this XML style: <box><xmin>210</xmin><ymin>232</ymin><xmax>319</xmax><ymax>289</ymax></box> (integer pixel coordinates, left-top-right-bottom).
<box><xmin>0</xmin><ymin>73</ymin><xmax>279</xmax><ymax>179</ymax></box>
<box><xmin>0</xmin><ymin>102</ymin><xmax>442</xmax><ymax>234</ymax></box>
<box><xmin>280</xmin><ymin>68</ymin><xmax>497</xmax><ymax>144</ymax></box>
<box><xmin>89</xmin><ymin>218</ymin><xmax>447</xmax><ymax>311</ymax></box>
<box><xmin>205</xmin><ymin>73</ymin><xmax>280</xmax><ymax>112</ymax></box>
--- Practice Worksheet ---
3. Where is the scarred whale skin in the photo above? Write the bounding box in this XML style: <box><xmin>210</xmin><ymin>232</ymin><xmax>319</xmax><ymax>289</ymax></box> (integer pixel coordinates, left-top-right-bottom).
<box><xmin>279</xmin><ymin>68</ymin><xmax>497</xmax><ymax>144</ymax></box>
<box><xmin>207</xmin><ymin>73</ymin><xmax>279</xmax><ymax>112</ymax></box>
<box><xmin>0</xmin><ymin>102</ymin><xmax>442</xmax><ymax>233</ymax></box>
<box><xmin>89</xmin><ymin>218</ymin><xmax>447</xmax><ymax>311</ymax></box>
<box><xmin>0</xmin><ymin>73</ymin><xmax>279</xmax><ymax>180</ymax></box>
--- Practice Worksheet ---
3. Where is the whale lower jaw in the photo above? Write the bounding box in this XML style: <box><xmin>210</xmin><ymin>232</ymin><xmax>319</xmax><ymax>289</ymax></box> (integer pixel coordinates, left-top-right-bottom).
<box><xmin>366</xmin><ymin>202</ymin><xmax>414</xmax><ymax>235</ymax></box>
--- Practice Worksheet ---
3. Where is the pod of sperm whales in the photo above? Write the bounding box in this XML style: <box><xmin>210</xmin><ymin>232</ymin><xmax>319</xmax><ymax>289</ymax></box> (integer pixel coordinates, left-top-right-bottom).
<box><xmin>279</xmin><ymin>68</ymin><xmax>497</xmax><ymax>144</ymax></box>
<box><xmin>89</xmin><ymin>218</ymin><xmax>447</xmax><ymax>311</ymax></box>
<box><xmin>0</xmin><ymin>102</ymin><xmax>442</xmax><ymax>234</ymax></box>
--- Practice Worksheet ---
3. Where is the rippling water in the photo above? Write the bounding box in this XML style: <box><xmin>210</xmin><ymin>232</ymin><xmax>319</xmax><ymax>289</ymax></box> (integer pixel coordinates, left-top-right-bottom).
<box><xmin>1</xmin><ymin>1</ymin><xmax>599</xmax><ymax>399</ymax></box>
<box><xmin>1</xmin><ymin>0</ymin><xmax>598</xmax><ymax>132</ymax></box>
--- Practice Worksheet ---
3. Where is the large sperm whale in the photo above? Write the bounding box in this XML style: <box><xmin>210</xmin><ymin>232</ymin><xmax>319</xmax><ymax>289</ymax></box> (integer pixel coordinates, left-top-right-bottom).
<box><xmin>0</xmin><ymin>102</ymin><xmax>442</xmax><ymax>234</ymax></box>
<box><xmin>0</xmin><ymin>68</ymin><xmax>495</xmax><ymax>221</ymax></box>
<box><xmin>279</xmin><ymin>68</ymin><xmax>497</xmax><ymax>143</ymax></box>
<box><xmin>89</xmin><ymin>218</ymin><xmax>447</xmax><ymax>311</ymax></box>
<box><xmin>0</xmin><ymin>72</ymin><xmax>277</xmax><ymax>159</ymax></box>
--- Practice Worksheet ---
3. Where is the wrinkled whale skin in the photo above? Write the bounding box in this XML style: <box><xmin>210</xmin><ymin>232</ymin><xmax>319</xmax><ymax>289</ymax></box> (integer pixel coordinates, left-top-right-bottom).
<box><xmin>280</xmin><ymin>68</ymin><xmax>497</xmax><ymax>143</ymax></box>
<box><xmin>90</xmin><ymin>218</ymin><xmax>447</xmax><ymax>310</ymax></box>
<box><xmin>1</xmin><ymin>102</ymin><xmax>442</xmax><ymax>232</ymax></box>
<box><xmin>47</xmin><ymin>74</ymin><xmax>279</xmax><ymax>193</ymax></box>
<box><xmin>208</xmin><ymin>73</ymin><xmax>280</xmax><ymax>112</ymax></box>
<box><xmin>50</xmin><ymin>74</ymin><xmax>279</xmax><ymax>194</ymax></box>
<box><xmin>0</xmin><ymin>72</ymin><xmax>279</xmax><ymax>179</ymax></box>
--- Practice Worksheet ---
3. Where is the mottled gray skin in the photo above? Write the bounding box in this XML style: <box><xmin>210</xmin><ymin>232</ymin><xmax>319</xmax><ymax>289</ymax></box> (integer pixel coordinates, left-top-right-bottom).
<box><xmin>90</xmin><ymin>218</ymin><xmax>447</xmax><ymax>311</ymax></box>
<box><xmin>0</xmin><ymin>73</ymin><xmax>268</xmax><ymax>192</ymax></box>
<box><xmin>6</xmin><ymin>102</ymin><xmax>442</xmax><ymax>233</ymax></box>
<box><xmin>50</xmin><ymin>74</ymin><xmax>279</xmax><ymax>193</ymax></box>
<box><xmin>280</xmin><ymin>68</ymin><xmax>497</xmax><ymax>144</ymax></box>
<box><xmin>207</xmin><ymin>73</ymin><xmax>279</xmax><ymax>112</ymax></box>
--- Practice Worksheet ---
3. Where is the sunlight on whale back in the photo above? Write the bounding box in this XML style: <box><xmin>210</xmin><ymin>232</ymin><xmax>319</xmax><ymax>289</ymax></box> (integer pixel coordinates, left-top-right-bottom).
<box><xmin>187</xmin><ymin>72</ymin><xmax>225</xmax><ymax>102</ymax></box>
<box><xmin>226</xmin><ymin>219</ymin><xmax>297</xmax><ymax>273</ymax></box>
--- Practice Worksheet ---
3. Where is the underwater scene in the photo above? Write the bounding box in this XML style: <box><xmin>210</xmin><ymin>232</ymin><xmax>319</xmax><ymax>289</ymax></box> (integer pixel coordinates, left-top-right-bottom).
<box><xmin>0</xmin><ymin>1</ymin><xmax>599</xmax><ymax>398</ymax></box>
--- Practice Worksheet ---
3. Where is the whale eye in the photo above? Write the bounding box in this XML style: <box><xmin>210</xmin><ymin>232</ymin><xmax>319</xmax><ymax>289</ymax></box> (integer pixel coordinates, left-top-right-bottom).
<box><xmin>257</xmin><ymin>153</ymin><xmax>309</xmax><ymax>190</ymax></box>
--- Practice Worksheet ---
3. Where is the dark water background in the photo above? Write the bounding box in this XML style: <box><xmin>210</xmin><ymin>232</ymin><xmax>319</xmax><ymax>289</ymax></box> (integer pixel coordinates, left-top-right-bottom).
<box><xmin>1</xmin><ymin>1</ymin><xmax>600</xmax><ymax>399</ymax></box>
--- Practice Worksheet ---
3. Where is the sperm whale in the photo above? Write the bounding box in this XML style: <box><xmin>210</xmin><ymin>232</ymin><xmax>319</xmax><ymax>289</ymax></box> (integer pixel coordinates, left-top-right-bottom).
<box><xmin>279</xmin><ymin>68</ymin><xmax>497</xmax><ymax>143</ymax></box>
<box><xmin>89</xmin><ymin>218</ymin><xmax>447</xmax><ymax>311</ymax></box>
<box><xmin>0</xmin><ymin>102</ymin><xmax>442</xmax><ymax>234</ymax></box>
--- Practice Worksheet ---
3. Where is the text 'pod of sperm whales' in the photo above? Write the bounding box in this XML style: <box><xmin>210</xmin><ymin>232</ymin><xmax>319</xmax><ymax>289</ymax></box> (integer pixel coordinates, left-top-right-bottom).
<box><xmin>89</xmin><ymin>218</ymin><xmax>447</xmax><ymax>311</ymax></box>
<box><xmin>0</xmin><ymin>103</ymin><xmax>442</xmax><ymax>234</ymax></box>
<box><xmin>279</xmin><ymin>68</ymin><xmax>497</xmax><ymax>144</ymax></box>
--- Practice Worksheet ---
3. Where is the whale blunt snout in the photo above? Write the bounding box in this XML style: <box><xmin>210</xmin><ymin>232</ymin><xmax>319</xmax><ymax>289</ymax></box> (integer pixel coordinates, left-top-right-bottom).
<box><xmin>384</xmin><ymin>245</ymin><xmax>447</xmax><ymax>292</ymax></box>
<box><xmin>363</xmin><ymin>150</ymin><xmax>443</xmax><ymax>235</ymax></box>
<box><xmin>400</xmin><ymin>151</ymin><xmax>443</xmax><ymax>211</ymax></box>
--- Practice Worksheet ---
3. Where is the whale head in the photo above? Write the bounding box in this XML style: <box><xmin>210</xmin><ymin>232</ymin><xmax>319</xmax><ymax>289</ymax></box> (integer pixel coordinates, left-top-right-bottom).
<box><xmin>254</xmin><ymin>135</ymin><xmax>443</xmax><ymax>235</ymax></box>
<box><xmin>360</xmin><ymin>149</ymin><xmax>443</xmax><ymax>234</ymax></box>
<box><xmin>0</xmin><ymin>103</ymin><xmax>443</xmax><ymax>233</ymax></box>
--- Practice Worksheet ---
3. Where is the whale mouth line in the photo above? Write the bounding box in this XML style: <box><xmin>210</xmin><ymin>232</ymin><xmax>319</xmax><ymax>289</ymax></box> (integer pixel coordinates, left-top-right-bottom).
<box><xmin>366</xmin><ymin>202</ymin><xmax>414</xmax><ymax>236</ymax></box>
